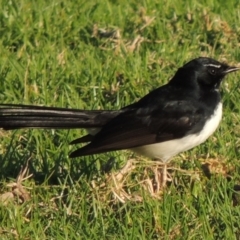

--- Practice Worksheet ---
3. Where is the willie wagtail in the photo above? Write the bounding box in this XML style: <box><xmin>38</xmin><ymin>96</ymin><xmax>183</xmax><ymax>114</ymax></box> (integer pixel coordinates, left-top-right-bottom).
<box><xmin>0</xmin><ymin>57</ymin><xmax>239</xmax><ymax>186</ymax></box>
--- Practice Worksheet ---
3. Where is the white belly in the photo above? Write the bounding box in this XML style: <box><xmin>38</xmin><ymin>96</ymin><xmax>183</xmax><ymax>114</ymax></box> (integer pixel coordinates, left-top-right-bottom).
<box><xmin>132</xmin><ymin>103</ymin><xmax>222</xmax><ymax>162</ymax></box>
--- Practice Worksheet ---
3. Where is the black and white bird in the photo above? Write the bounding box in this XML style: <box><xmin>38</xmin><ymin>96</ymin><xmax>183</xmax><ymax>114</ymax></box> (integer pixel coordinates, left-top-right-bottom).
<box><xmin>0</xmin><ymin>57</ymin><xmax>239</xmax><ymax>187</ymax></box>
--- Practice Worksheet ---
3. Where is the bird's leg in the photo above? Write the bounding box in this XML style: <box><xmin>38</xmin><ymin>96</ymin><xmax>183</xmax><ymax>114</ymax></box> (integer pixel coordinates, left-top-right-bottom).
<box><xmin>161</xmin><ymin>162</ymin><xmax>168</xmax><ymax>188</ymax></box>
<box><xmin>153</xmin><ymin>161</ymin><xmax>172</xmax><ymax>192</ymax></box>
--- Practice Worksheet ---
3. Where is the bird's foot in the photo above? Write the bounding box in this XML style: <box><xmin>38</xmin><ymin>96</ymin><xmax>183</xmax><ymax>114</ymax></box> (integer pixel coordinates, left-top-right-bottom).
<box><xmin>92</xmin><ymin>160</ymin><xmax>173</xmax><ymax>202</ymax></box>
<box><xmin>152</xmin><ymin>163</ymin><xmax>172</xmax><ymax>192</ymax></box>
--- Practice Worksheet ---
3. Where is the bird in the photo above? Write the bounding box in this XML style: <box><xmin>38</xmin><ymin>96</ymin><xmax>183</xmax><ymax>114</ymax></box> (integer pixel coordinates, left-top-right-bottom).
<box><xmin>0</xmin><ymin>57</ymin><xmax>239</xmax><ymax>188</ymax></box>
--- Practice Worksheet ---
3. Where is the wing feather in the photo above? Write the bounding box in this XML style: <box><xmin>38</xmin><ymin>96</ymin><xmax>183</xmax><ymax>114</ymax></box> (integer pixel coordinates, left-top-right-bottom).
<box><xmin>70</xmin><ymin>100</ymin><xmax>208</xmax><ymax>157</ymax></box>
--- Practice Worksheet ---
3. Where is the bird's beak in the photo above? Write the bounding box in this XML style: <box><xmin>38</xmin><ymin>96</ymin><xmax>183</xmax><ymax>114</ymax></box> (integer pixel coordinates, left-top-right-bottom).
<box><xmin>224</xmin><ymin>66</ymin><xmax>240</xmax><ymax>74</ymax></box>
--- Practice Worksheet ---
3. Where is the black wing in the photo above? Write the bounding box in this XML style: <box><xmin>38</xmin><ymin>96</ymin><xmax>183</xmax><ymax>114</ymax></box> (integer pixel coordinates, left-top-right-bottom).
<box><xmin>70</xmin><ymin>100</ymin><xmax>208</xmax><ymax>157</ymax></box>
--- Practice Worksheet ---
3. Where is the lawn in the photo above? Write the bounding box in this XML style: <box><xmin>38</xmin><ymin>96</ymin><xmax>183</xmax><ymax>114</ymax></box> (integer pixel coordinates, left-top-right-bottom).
<box><xmin>1</xmin><ymin>0</ymin><xmax>240</xmax><ymax>239</ymax></box>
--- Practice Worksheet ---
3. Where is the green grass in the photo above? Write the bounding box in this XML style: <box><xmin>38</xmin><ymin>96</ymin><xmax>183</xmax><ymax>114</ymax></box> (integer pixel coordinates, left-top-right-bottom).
<box><xmin>1</xmin><ymin>0</ymin><xmax>240</xmax><ymax>239</ymax></box>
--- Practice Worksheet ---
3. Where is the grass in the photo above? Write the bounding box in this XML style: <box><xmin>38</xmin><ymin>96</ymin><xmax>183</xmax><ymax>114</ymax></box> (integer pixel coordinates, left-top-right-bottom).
<box><xmin>1</xmin><ymin>0</ymin><xmax>240</xmax><ymax>239</ymax></box>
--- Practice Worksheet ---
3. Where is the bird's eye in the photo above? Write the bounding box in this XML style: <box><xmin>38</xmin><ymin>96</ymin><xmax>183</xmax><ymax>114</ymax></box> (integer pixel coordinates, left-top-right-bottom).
<box><xmin>208</xmin><ymin>68</ymin><xmax>217</xmax><ymax>75</ymax></box>
<box><xmin>209</xmin><ymin>68</ymin><xmax>216</xmax><ymax>75</ymax></box>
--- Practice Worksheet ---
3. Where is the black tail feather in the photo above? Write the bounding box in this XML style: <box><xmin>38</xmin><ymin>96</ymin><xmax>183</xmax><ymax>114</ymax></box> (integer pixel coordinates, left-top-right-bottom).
<box><xmin>0</xmin><ymin>104</ymin><xmax>121</xmax><ymax>130</ymax></box>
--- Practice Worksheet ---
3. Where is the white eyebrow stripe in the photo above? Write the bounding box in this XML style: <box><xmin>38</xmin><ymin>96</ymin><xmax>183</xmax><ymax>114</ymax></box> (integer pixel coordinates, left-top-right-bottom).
<box><xmin>203</xmin><ymin>63</ymin><xmax>221</xmax><ymax>68</ymax></box>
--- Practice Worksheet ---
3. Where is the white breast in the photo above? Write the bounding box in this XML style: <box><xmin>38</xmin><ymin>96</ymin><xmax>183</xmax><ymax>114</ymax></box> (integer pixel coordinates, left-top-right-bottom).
<box><xmin>132</xmin><ymin>103</ymin><xmax>223</xmax><ymax>162</ymax></box>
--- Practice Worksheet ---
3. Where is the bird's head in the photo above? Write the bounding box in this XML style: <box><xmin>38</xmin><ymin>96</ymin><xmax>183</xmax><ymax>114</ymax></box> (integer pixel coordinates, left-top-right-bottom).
<box><xmin>171</xmin><ymin>57</ymin><xmax>240</xmax><ymax>91</ymax></box>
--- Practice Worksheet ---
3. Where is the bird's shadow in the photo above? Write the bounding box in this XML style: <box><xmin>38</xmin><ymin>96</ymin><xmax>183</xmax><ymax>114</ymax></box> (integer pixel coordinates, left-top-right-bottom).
<box><xmin>0</xmin><ymin>132</ymin><xmax>116</xmax><ymax>186</ymax></box>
